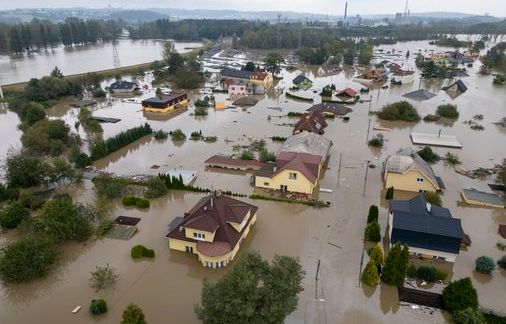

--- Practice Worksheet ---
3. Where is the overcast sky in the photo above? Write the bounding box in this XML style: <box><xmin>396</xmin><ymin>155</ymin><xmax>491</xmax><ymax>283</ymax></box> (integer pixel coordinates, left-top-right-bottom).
<box><xmin>1</xmin><ymin>0</ymin><xmax>505</xmax><ymax>16</ymax></box>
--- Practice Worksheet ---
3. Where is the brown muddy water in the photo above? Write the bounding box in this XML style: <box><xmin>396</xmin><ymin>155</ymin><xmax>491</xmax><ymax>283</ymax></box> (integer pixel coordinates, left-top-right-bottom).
<box><xmin>0</xmin><ymin>39</ymin><xmax>505</xmax><ymax>324</ymax></box>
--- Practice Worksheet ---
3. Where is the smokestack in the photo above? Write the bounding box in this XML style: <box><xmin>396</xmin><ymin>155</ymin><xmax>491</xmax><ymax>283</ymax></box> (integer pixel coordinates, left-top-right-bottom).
<box><xmin>344</xmin><ymin>2</ymin><xmax>348</xmax><ymax>21</ymax></box>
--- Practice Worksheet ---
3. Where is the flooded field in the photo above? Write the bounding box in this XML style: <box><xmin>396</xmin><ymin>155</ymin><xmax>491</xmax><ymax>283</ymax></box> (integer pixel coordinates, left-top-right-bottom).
<box><xmin>0</xmin><ymin>38</ymin><xmax>505</xmax><ymax>324</ymax></box>
<box><xmin>0</xmin><ymin>39</ymin><xmax>204</xmax><ymax>85</ymax></box>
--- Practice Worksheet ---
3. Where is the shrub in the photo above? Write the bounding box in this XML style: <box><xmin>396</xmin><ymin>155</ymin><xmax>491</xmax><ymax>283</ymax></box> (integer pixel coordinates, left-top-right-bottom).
<box><xmin>121</xmin><ymin>303</ymin><xmax>146</xmax><ymax>324</ymax></box>
<box><xmin>369</xmin><ymin>244</ymin><xmax>384</xmax><ymax>266</ymax></box>
<box><xmin>407</xmin><ymin>264</ymin><xmax>417</xmax><ymax>278</ymax></box>
<box><xmin>423</xmin><ymin>192</ymin><xmax>442</xmax><ymax>207</ymax></box>
<box><xmin>475</xmin><ymin>256</ymin><xmax>495</xmax><ymax>274</ymax></box>
<box><xmin>417</xmin><ymin>146</ymin><xmax>440</xmax><ymax>163</ymax></box>
<box><xmin>0</xmin><ymin>237</ymin><xmax>57</xmax><ymax>283</ymax></box>
<box><xmin>190</xmin><ymin>131</ymin><xmax>202</xmax><ymax>140</ymax></box>
<box><xmin>135</xmin><ymin>198</ymin><xmax>150</xmax><ymax>209</ymax></box>
<box><xmin>170</xmin><ymin>129</ymin><xmax>186</xmax><ymax>141</ymax></box>
<box><xmin>417</xmin><ymin>265</ymin><xmax>437</xmax><ymax>282</ymax></box>
<box><xmin>361</xmin><ymin>260</ymin><xmax>380</xmax><ymax>286</ymax></box>
<box><xmin>385</xmin><ymin>186</ymin><xmax>394</xmax><ymax>200</ymax></box>
<box><xmin>96</xmin><ymin>220</ymin><xmax>114</xmax><ymax>238</ymax></box>
<box><xmin>240</xmin><ymin>150</ymin><xmax>254</xmax><ymax>160</ymax></box>
<box><xmin>92</xmin><ymin>87</ymin><xmax>106</xmax><ymax>98</ymax></box>
<box><xmin>381</xmin><ymin>244</ymin><xmax>409</xmax><ymax>287</ymax></box>
<box><xmin>444</xmin><ymin>152</ymin><xmax>462</xmax><ymax>166</ymax></box>
<box><xmin>90</xmin><ymin>299</ymin><xmax>108</xmax><ymax>315</ymax></box>
<box><xmin>364</xmin><ymin>221</ymin><xmax>381</xmax><ymax>241</ymax></box>
<box><xmin>89</xmin><ymin>264</ymin><xmax>118</xmax><ymax>292</ymax></box>
<box><xmin>451</xmin><ymin>308</ymin><xmax>486</xmax><ymax>324</ymax></box>
<box><xmin>271</xmin><ymin>136</ymin><xmax>287</xmax><ymax>142</ymax></box>
<box><xmin>259</xmin><ymin>149</ymin><xmax>276</xmax><ymax>162</ymax></box>
<box><xmin>498</xmin><ymin>256</ymin><xmax>506</xmax><ymax>269</ymax></box>
<box><xmin>368</xmin><ymin>135</ymin><xmax>384</xmax><ymax>148</ymax></box>
<box><xmin>144</xmin><ymin>177</ymin><xmax>168</xmax><ymax>198</ymax></box>
<box><xmin>122</xmin><ymin>196</ymin><xmax>137</xmax><ymax>206</ymax></box>
<box><xmin>0</xmin><ymin>201</ymin><xmax>30</xmax><ymax>229</ymax></box>
<box><xmin>194</xmin><ymin>106</ymin><xmax>208</xmax><ymax>116</ymax></box>
<box><xmin>377</xmin><ymin>101</ymin><xmax>420</xmax><ymax>122</ymax></box>
<box><xmin>436</xmin><ymin>104</ymin><xmax>459</xmax><ymax>119</ymax></box>
<box><xmin>367</xmin><ymin>205</ymin><xmax>379</xmax><ymax>224</ymax></box>
<box><xmin>436</xmin><ymin>268</ymin><xmax>448</xmax><ymax>281</ymax></box>
<box><xmin>442</xmin><ymin>277</ymin><xmax>478</xmax><ymax>311</ymax></box>
<box><xmin>131</xmin><ymin>245</ymin><xmax>155</xmax><ymax>259</ymax></box>
<box><xmin>153</xmin><ymin>130</ymin><xmax>168</xmax><ymax>140</ymax></box>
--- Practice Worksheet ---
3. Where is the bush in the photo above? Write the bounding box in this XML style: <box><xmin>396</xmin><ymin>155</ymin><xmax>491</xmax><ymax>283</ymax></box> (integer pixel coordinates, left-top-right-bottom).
<box><xmin>436</xmin><ymin>268</ymin><xmax>448</xmax><ymax>281</ymax></box>
<box><xmin>21</xmin><ymin>119</ymin><xmax>71</xmax><ymax>156</ymax></box>
<box><xmin>381</xmin><ymin>244</ymin><xmax>409</xmax><ymax>287</ymax></box>
<box><xmin>385</xmin><ymin>186</ymin><xmax>394</xmax><ymax>200</ymax></box>
<box><xmin>271</xmin><ymin>136</ymin><xmax>287</xmax><ymax>142</ymax></box>
<box><xmin>90</xmin><ymin>299</ymin><xmax>108</xmax><ymax>315</ymax></box>
<box><xmin>423</xmin><ymin>191</ymin><xmax>442</xmax><ymax>207</ymax></box>
<box><xmin>90</xmin><ymin>123</ymin><xmax>152</xmax><ymax>160</ymax></box>
<box><xmin>364</xmin><ymin>221</ymin><xmax>381</xmax><ymax>241</ymax></box>
<box><xmin>92</xmin><ymin>87</ymin><xmax>106</xmax><ymax>98</ymax></box>
<box><xmin>498</xmin><ymin>255</ymin><xmax>506</xmax><ymax>269</ymax></box>
<box><xmin>377</xmin><ymin>101</ymin><xmax>420</xmax><ymax>122</ymax></box>
<box><xmin>194</xmin><ymin>106</ymin><xmax>208</xmax><ymax>116</ymax></box>
<box><xmin>436</xmin><ymin>104</ymin><xmax>459</xmax><ymax>119</ymax></box>
<box><xmin>451</xmin><ymin>308</ymin><xmax>486</xmax><ymax>324</ymax></box>
<box><xmin>367</xmin><ymin>205</ymin><xmax>379</xmax><ymax>224</ymax></box>
<box><xmin>369</xmin><ymin>244</ymin><xmax>384</xmax><ymax>266</ymax></box>
<box><xmin>0</xmin><ymin>201</ymin><xmax>30</xmax><ymax>229</ymax></box>
<box><xmin>417</xmin><ymin>265</ymin><xmax>437</xmax><ymax>282</ymax></box>
<box><xmin>475</xmin><ymin>256</ymin><xmax>495</xmax><ymax>274</ymax></box>
<box><xmin>135</xmin><ymin>198</ymin><xmax>150</xmax><ymax>209</ymax></box>
<box><xmin>368</xmin><ymin>135</ymin><xmax>384</xmax><ymax>148</ymax></box>
<box><xmin>24</xmin><ymin>102</ymin><xmax>46</xmax><ymax>126</ymax></box>
<box><xmin>121</xmin><ymin>303</ymin><xmax>146</xmax><ymax>324</ymax></box>
<box><xmin>122</xmin><ymin>196</ymin><xmax>137</xmax><ymax>206</ymax></box>
<box><xmin>0</xmin><ymin>237</ymin><xmax>57</xmax><ymax>283</ymax></box>
<box><xmin>170</xmin><ymin>129</ymin><xmax>186</xmax><ymax>141</ymax></box>
<box><xmin>144</xmin><ymin>177</ymin><xmax>168</xmax><ymax>198</ymax></box>
<box><xmin>131</xmin><ymin>245</ymin><xmax>155</xmax><ymax>259</ymax></box>
<box><xmin>442</xmin><ymin>277</ymin><xmax>478</xmax><ymax>311</ymax></box>
<box><xmin>444</xmin><ymin>152</ymin><xmax>462</xmax><ymax>166</ymax></box>
<box><xmin>153</xmin><ymin>130</ymin><xmax>168</xmax><ymax>140</ymax></box>
<box><xmin>361</xmin><ymin>260</ymin><xmax>379</xmax><ymax>286</ymax></box>
<box><xmin>407</xmin><ymin>264</ymin><xmax>418</xmax><ymax>278</ymax></box>
<box><xmin>89</xmin><ymin>264</ymin><xmax>118</xmax><ymax>292</ymax></box>
<box><xmin>96</xmin><ymin>220</ymin><xmax>114</xmax><ymax>238</ymax></box>
<box><xmin>240</xmin><ymin>150</ymin><xmax>254</xmax><ymax>160</ymax></box>
<box><xmin>417</xmin><ymin>146</ymin><xmax>440</xmax><ymax>163</ymax></box>
<box><xmin>259</xmin><ymin>149</ymin><xmax>276</xmax><ymax>163</ymax></box>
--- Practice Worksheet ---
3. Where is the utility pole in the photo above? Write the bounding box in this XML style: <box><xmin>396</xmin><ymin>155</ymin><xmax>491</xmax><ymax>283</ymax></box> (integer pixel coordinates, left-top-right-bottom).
<box><xmin>368</xmin><ymin>95</ymin><xmax>372</xmax><ymax>114</ymax></box>
<box><xmin>337</xmin><ymin>153</ymin><xmax>343</xmax><ymax>188</ymax></box>
<box><xmin>365</xmin><ymin>117</ymin><xmax>372</xmax><ymax>144</ymax></box>
<box><xmin>363</xmin><ymin>160</ymin><xmax>370</xmax><ymax>196</ymax></box>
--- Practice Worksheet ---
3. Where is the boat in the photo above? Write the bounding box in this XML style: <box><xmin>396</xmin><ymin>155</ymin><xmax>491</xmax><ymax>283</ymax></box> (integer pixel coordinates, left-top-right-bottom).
<box><xmin>72</xmin><ymin>306</ymin><xmax>82</xmax><ymax>314</ymax></box>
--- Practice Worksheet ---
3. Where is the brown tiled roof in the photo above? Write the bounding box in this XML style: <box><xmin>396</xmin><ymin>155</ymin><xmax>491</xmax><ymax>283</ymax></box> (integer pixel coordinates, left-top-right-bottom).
<box><xmin>336</xmin><ymin>88</ymin><xmax>358</xmax><ymax>97</ymax></box>
<box><xmin>205</xmin><ymin>155</ymin><xmax>265</xmax><ymax>170</ymax></box>
<box><xmin>275</xmin><ymin>152</ymin><xmax>321</xmax><ymax>183</ymax></box>
<box><xmin>251</xmin><ymin>72</ymin><xmax>270</xmax><ymax>81</ymax></box>
<box><xmin>166</xmin><ymin>195</ymin><xmax>258</xmax><ymax>257</ymax></box>
<box><xmin>293</xmin><ymin>111</ymin><xmax>327</xmax><ymax>135</ymax></box>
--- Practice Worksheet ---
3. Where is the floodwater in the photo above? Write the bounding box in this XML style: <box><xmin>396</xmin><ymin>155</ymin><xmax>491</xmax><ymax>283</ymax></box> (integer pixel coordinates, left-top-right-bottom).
<box><xmin>0</xmin><ymin>39</ymin><xmax>203</xmax><ymax>85</ymax></box>
<box><xmin>0</xmin><ymin>38</ymin><xmax>505</xmax><ymax>324</ymax></box>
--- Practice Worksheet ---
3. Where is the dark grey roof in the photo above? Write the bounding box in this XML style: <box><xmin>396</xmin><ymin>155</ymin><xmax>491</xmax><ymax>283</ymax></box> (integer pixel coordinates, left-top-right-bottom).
<box><xmin>462</xmin><ymin>189</ymin><xmax>505</xmax><ymax>207</ymax></box>
<box><xmin>402</xmin><ymin>89</ymin><xmax>437</xmax><ymax>101</ymax></box>
<box><xmin>442</xmin><ymin>80</ymin><xmax>467</xmax><ymax>93</ymax></box>
<box><xmin>447</xmin><ymin>70</ymin><xmax>469</xmax><ymax>78</ymax></box>
<box><xmin>307</xmin><ymin>102</ymin><xmax>352</xmax><ymax>116</ymax></box>
<box><xmin>110</xmin><ymin>80</ymin><xmax>138</xmax><ymax>90</ymax></box>
<box><xmin>389</xmin><ymin>195</ymin><xmax>462</xmax><ymax>254</ymax></box>
<box><xmin>293</xmin><ymin>74</ymin><xmax>312</xmax><ymax>85</ymax></box>
<box><xmin>221</xmin><ymin>68</ymin><xmax>252</xmax><ymax>79</ymax></box>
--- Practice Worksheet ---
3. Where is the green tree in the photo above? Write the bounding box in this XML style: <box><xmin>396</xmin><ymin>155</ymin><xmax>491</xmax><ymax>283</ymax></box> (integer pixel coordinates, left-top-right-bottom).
<box><xmin>3</xmin><ymin>152</ymin><xmax>45</xmax><ymax>188</ymax></box>
<box><xmin>367</xmin><ymin>205</ymin><xmax>379</xmax><ymax>223</ymax></box>
<box><xmin>121</xmin><ymin>304</ymin><xmax>147</xmax><ymax>324</ymax></box>
<box><xmin>264</xmin><ymin>52</ymin><xmax>284</xmax><ymax>76</ymax></box>
<box><xmin>259</xmin><ymin>149</ymin><xmax>276</xmax><ymax>162</ymax></box>
<box><xmin>50</xmin><ymin>66</ymin><xmax>64</xmax><ymax>78</ymax></box>
<box><xmin>89</xmin><ymin>263</ymin><xmax>118</xmax><ymax>292</ymax></box>
<box><xmin>361</xmin><ymin>260</ymin><xmax>380</xmax><ymax>286</ymax></box>
<box><xmin>385</xmin><ymin>186</ymin><xmax>394</xmax><ymax>200</ymax></box>
<box><xmin>442</xmin><ymin>277</ymin><xmax>478</xmax><ymax>311</ymax></box>
<box><xmin>436</xmin><ymin>104</ymin><xmax>459</xmax><ymax>119</ymax></box>
<box><xmin>377</xmin><ymin>101</ymin><xmax>420</xmax><ymax>122</ymax></box>
<box><xmin>196</xmin><ymin>252</ymin><xmax>304</xmax><ymax>324</ymax></box>
<box><xmin>90</xmin><ymin>299</ymin><xmax>108</xmax><ymax>315</ymax></box>
<box><xmin>242</xmin><ymin>61</ymin><xmax>256</xmax><ymax>71</ymax></box>
<box><xmin>0</xmin><ymin>201</ymin><xmax>30</xmax><ymax>229</ymax></box>
<box><xmin>475</xmin><ymin>256</ymin><xmax>495</xmax><ymax>274</ymax></box>
<box><xmin>381</xmin><ymin>244</ymin><xmax>409</xmax><ymax>287</ymax></box>
<box><xmin>364</xmin><ymin>221</ymin><xmax>381</xmax><ymax>241</ymax></box>
<box><xmin>358</xmin><ymin>43</ymin><xmax>373</xmax><ymax>65</ymax></box>
<box><xmin>451</xmin><ymin>308</ymin><xmax>486</xmax><ymax>324</ymax></box>
<box><xmin>369</xmin><ymin>244</ymin><xmax>384</xmax><ymax>266</ymax></box>
<box><xmin>24</xmin><ymin>102</ymin><xmax>46</xmax><ymax>126</ymax></box>
<box><xmin>423</xmin><ymin>192</ymin><xmax>442</xmax><ymax>207</ymax></box>
<box><xmin>417</xmin><ymin>146</ymin><xmax>440</xmax><ymax>163</ymax></box>
<box><xmin>0</xmin><ymin>237</ymin><xmax>57</xmax><ymax>283</ymax></box>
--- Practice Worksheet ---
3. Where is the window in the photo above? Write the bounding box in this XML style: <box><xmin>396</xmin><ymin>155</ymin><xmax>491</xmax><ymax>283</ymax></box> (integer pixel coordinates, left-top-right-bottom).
<box><xmin>185</xmin><ymin>246</ymin><xmax>193</xmax><ymax>253</ymax></box>
<box><xmin>289</xmin><ymin>173</ymin><xmax>297</xmax><ymax>180</ymax></box>
<box><xmin>416</xmin><ymin>177</ymin><xmax>424</xmax><ymax>183</ymax></box>
<box><xmin>193</xmin><ymin>232</ymin><xmax>205</xmax><ymax>240</ymax></box>
<box><xmin>264</xmin><ymin>182</ymin><xmax>270</xmax><ymax>186</ymax></box>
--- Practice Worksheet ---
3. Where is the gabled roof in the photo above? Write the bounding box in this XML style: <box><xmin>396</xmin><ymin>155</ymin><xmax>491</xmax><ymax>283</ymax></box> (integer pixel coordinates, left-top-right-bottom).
<box><xmin>293</xmin><ymin>111</ymin><xmax>328</xmax><ymax>135</ymax></box>
<box><xmin>278</xmin><ymin>132</ymin><xmax>331</xmax><ymax>158</ymax></box>
<box><xmin>221</xmin><ymin>68</ymin><xmax>252</xmax><ymax>79</ymax></box>
<box><xmin>385</xmin><ymin>147</ymin><xmax>441</xmax><ymax>190</ymax></box>
<box><xmin>166</xmin><ymin>195</ymin><xmax>258</xmax><ymax>256</ymax></box>
<box><xmin>293</xmin><ymin>74</ymin><xmax>312</xmax><ymax>85</ymax></box>
<box><xmin>336</xmin><ymin>88</ymin><xmax>358</xmax><ymax>97</ymax></box>
<box><xmin>402</xmin><ymin>89</ymin><xmax>437</xmax><ymax>101</ymax></box>
<box><xmin>307</xmin><ymin>102</ymin><xmax>352</xmax><ymax>116</ymax></box>
<box><xmin>250</xmin><ymin>72</ymin><xmax>270</xmax><ymax>81</ymax></box>
<box><xmin>389</xmin><ymin>194</ymin><xmax>452</xmax><ymax>219</ymax></box>
<box><xmin>275</xmin><ymin>152</ymin><xmax>322</xmax><ymax>183</ymax></box>
<box><xmin>442</xmin><ymin>80</ymin><xmax>467</xmax><ymax>93</ymax></box>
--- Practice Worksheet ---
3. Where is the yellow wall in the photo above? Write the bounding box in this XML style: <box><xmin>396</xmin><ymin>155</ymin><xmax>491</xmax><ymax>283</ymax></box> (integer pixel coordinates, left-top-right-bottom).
<box><xmin>255</xmin><ymin>169</ymin><xmax>316</xmax><ymax>194</ymax></box>
<box><xmin>168</xmin><ymin>213</ymin><xmax>257</xmax><ymax>268</ymax></box>
<box><xmin>229</xmin><ymin>211</ymin><xmax>251</xmax><ymax>232</ymax></box>
<box><xmin>250</xmin><ymin>75</ymin><xmax>273</xmax><ymax>87</ymax></box>
<box><xmin>384</xmin><ymin>169</ymin><xmax>438</xmax><ymax>192</ymax></box>
<box><xmin>184</xmin><ymin>227</ymin><xmax>216</xmax><ymax>242</ymax></box>
<box><xmin>143</xmin><ymin>99</ymin><xmax>188</xmax><ymax>113</ymax></box>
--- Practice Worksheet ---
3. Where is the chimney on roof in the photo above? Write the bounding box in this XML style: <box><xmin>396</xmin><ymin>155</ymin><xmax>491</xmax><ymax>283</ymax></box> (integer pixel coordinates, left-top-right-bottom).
<box><xmin>426</xmin><ymin>202</ymin><xmax>432</xmax><ymax>213</ymax></box>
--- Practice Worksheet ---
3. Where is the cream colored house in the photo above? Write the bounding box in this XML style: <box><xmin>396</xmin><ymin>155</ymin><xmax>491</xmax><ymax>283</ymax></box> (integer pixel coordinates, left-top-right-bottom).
<box><xmin>384</xmin><ymin>148</ymin><xmax>444</xmax><ymax>192</ymax></box>
<box><xmin>166</xmin><ymin>194</ymin><xmax>258</xmax><ymax>268</ymax></box>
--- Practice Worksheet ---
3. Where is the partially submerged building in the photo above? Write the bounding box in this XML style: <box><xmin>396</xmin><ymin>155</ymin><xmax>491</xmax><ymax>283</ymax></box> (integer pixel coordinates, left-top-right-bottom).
<box><xmin>336</xmin><ymin>87</ymin><xmax>358</xmax><ymax>98</ymax></box>
<box><xmin>384</xmin><ymin>148</ymin><xmax>445</xmax><ymax>192</ymax></box>
<box><xmin>110</xmin><ymin>80</ymin><xmax>138</xmax><ymax>93</ymax></box>
<box><xmin>166</xmin><ymin>194</ymin><xmax>258</xmax><ymax>268</ymax></box>
<box><xmin>293</xmin><ymin>111</ymin><xmax>328</xmax><ymax>135</ymax></box>
<box><xmin>306</xmin><ymin>102</ymin><xmax>352</xmax><ymax>117</ymax></box>
<box><xmin>388</xmin><ymin>194</ymin><xmax>462</xmax><ymax>262</ymax></box>
<box><xmin>442</xmin><ymin>80</ymin><xmax>467</xmax><ymax>97</ymax></box>
<box><xmin>317</xmin><ymin>64</ymin><xmax>342</xmax><ymax>77</ymax></box>
<box><xmin>142</xmin><ymin>93</ymin><xmax>188</xmax><ymax>113</ymax></box>
<box><xmin>292</xmin><ymin>75</ymin><xmax>313</xmax><ymax>89</ymax></box>
<box><xmin>353</xmin><ymin>68</ymin><xmax>388</xmax><ymax>84</ymax></box>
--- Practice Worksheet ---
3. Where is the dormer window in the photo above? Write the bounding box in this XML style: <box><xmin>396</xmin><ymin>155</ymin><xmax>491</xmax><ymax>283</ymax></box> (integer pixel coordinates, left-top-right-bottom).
<box><xmin>193</xmin><ymin>232</ymin><xmax>206</xmax><ymax>240</ymax></box>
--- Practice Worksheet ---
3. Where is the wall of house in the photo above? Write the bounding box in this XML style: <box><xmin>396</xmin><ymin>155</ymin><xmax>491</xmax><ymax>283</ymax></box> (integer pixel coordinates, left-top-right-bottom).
<box><xmin>143</xmin><ymin>99</ymin><xmax>188</xmax><ymax>113</ymax></box>
<box><xmin>168</xmin><ymin>238</ymin><xmax>197</xmax><ymax>253</ymax></box>
<box><xmin>385</xmin><ymin>169</ymin><xmax>438</xmax><ymax>192</ymax></box>
<box><xmin>184</xmin><ymin>227</ymin><xmax>216</xmax><ymax>243</ymax></box>
<box><xmin>229</xmin><ymin>85</ymin><xmax>247</xmax><ymax>96</ymax></box>
<box><xmin>250</xmin><ymin>75</ymin><xmax>273</xmax><ymax>87</ymax></box>
<box><xmin>229</xmin><ymin>211</ymin><xmax>251</xmax><ymax>232</ymax></box>
<box><xmin>392</xmin><ymin>74</ymin><xmax>414</xmax><ymax>84</ymax></box>
<box><xmin>255</xmin><ymin>169</ymin><xmax>316</xmax><ymax>194</ymax></box>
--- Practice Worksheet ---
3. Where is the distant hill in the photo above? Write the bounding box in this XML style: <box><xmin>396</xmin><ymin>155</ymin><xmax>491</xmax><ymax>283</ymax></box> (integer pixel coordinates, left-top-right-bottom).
<box><xmin>108</xmin><ymin>10</ymin><xmax>168</xmax><ymax>22</ymax></box>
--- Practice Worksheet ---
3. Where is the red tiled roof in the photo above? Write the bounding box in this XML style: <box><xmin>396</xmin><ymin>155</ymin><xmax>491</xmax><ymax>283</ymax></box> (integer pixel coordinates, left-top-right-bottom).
<box><xmin>251</xmin><ymin>72</ymin><xmax>270</xmax><ymax>81</ymax></box>
<box><xmin>336</xmin><ymin>88</ymin><xmax>358</xmax><ymax>97</ymax></box>
<box><xmin>293</xmin><ymin>111</ymin><xmax>327</xmax><ymax>135</ymax></box>
<box><xmin>166</xmin><ymin>195</ymin><xmax>258</xmax><ymax>257</ymax></box>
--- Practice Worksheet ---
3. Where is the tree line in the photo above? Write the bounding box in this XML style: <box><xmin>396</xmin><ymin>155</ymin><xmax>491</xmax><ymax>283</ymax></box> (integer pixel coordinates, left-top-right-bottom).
<box><xmin>0</xmin><ymin>18</ymin><xmax>123</xmax><ymax>54</ymax></box>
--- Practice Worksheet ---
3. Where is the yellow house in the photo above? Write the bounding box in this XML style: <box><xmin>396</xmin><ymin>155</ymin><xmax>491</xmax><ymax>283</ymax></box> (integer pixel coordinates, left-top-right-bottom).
<box><xmin>249</xmin><ymin>72</ymin><xmax>273</xmax><ymax>88</ymax></box>
<box><xmin>384</xmin><ymin>148</ymin><xmax>444</xmax><ymax>193</ymax></box>
<box><xmin>255</xmin><ymin>152</ymin><xmax>323</xmax><ymax>194</ymax></box>
<box><xmin>142</xmin><ymin>93</ymin><xmax>188</xmax><ymax>113</ymax></box>
<box><xmin>166</xmin><ymin>194</ymin><xmax>258</xmax><ymax>268</ymax></box>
